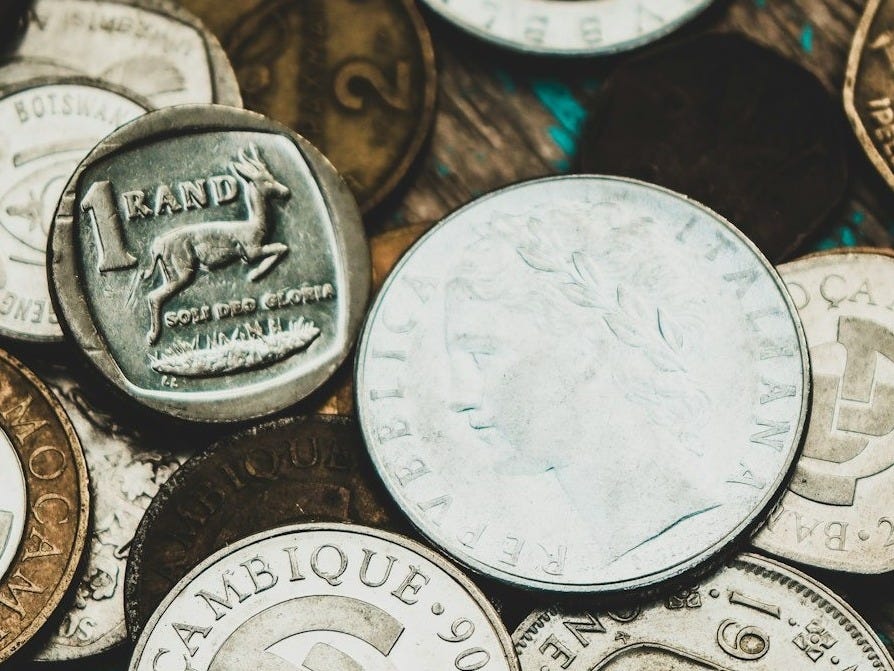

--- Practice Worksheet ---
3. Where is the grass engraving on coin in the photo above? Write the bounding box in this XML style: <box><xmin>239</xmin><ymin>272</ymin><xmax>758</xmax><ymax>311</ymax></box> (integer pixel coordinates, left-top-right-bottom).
<box><xmin>49</xmin><ymin>105</ymin><xmax>370</xmax><ymax>422</ymax></box>
<box><xmin>356</xmin><ymin>176</ymin><xmax>809</xmax><ymax>593</ymax></box>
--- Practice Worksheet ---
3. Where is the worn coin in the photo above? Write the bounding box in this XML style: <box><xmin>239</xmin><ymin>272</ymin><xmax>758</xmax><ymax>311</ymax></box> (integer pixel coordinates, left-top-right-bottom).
<box><xmin>0</xmin><ymin>348</ymin><xmax>89</xmax><ymax>664</ymax></box>
<box><xmin>752</xmin><ymin>249</ymin><xmax>894</xmax><ymax>573</ymax></box>
<box><xmin>125</xmin><ymin>415</ymin><xmax>397</xmax><ymax>639</ymax></box>
<box><xmin>0</xmin><ymin>77</ymin><xmax>149</xmax><ymax>343</ymax></box>
<box><xmin>357</xmin><ymin>175</ymin><xmax>809</xmax><ymax>594</ymax></box>
<box><xmin>581</xmin><ymin>33</ymin><xmax>848</xmax><ymax>263</ymax></box>
<box><xmin>130</xmin><ymin>523</ymin><xmax>519</xmax><ymax>671</ymax></box>
<box><xmin>418</xmin><ymin>0</ymin><xmax>714</xmax><ymax>55</ymax></box>
<box><xmin>24</xmin><ymin>359</ymin><xmax>189</xmax><ymax>661</ymax></box>
<box><xmin>179</xmin><ymin>0</ymin><xmax>436</xmax><ymax>213</ymax></box>
<box><xmin>0</xmin><ymin>428</ymin><xmax>26</xmax><ymax>584</ymax></box>
<box><xmin>513</xmin><ymin>552</ymin><xmax>894</xmax><ymax>670</ymax></box>
<box><xmin>1</xmin><ymin>0</ymin><xmax>241</xmax><ymax>108</ymax></box>
<box><xmin>49</xmin><ymin>105</ymin><xmax>370</xmax><ymax>423</ymax></box>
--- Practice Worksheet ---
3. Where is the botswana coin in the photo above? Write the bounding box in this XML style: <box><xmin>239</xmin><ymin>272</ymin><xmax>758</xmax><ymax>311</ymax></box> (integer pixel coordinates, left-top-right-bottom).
<box><xmin>179</xmin><ymin>0</ymin><xmax>437</xmax><ymax>213</ymax></box>
<box><xmin>580</xmin><ymin>33</ymin><xmax>847</xmax><ymax>263</ymax></box>
<box><xmin>49</xmin><ymin>105</ymin><xmax>370</xmax><ymax>423</ymax></box>
<box><xmin>124</xmin><ymin>415</ymin><xmax>397</xmax><ymax>639</ymax></box>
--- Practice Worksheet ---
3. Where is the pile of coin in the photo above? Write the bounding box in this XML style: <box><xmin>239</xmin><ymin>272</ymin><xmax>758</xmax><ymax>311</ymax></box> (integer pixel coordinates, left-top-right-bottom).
<box><xmin>0</xmin><ymin>1</ymin><xmax>892</xmax><ymax>670</ymax></box>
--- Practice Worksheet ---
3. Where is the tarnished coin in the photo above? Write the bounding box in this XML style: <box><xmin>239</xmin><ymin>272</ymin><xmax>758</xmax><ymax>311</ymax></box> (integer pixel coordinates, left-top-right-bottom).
<box><xmin>179</xmin><ymin>0</ymin><xmax>436</xmax><ymax>213</ymax></box>
<box><xmin>752</xmin><ymin>249</ymin><xmax>894</xmax><ymax>573</ymax></box>
<box><xmin>125</xmin><ymin>415</ymin><xmax>397</xmax><ymax>639</ymax></box>
<box><xmin>130</xmin><ymin>523</ymin><xmax>519</xmax><ymax>671</ymax></box>
<box><xmin>357</xmin><ymin>176</ymin><xmax>808</xmax><ymax>594</ymax></box>
<box><xmin>24</xmin><ymin>360</ymin><xmax>189</xmax><ymax>661</ymax></box>
<box><xmin>418</xmin><ymin>0</ymin><xmax>714</xmax><ymax>55</ymax></box>
<box><xmin>0</xmin><ymin>348</ymin><xmax>89</xmax><ymax>664</ymax></box>
<box><xmin>0</xmin><ymin>429</ymin><xmax>26</xmax><ymax>583</ymax></box>
<box><xmin>845</xmin><ymin>0</ymin><xmax>894</xmax><ymax>193</ymax></box>
<box><xmin>513</xmin><ymin>553</ymin><xmax>894</xmax><ymax>671</ymax></box>
<box><xmin>49</xmin><ymin>105</ymin><xmax>370</xmax><ymax>423</ymax></box>
<box><xmin>0</xmin><ymin>78</ymin><xmax>149</xmax><ymax>343</ymax></box>
<box><xmin>581</xmin><ymin>34</ymin><xmax>847</xmax><ymax>263</ymax></box>
<box><xmin>2</xmin><ymin>0</ymin><xmax>241</xmax><ymax>108</ymax></box>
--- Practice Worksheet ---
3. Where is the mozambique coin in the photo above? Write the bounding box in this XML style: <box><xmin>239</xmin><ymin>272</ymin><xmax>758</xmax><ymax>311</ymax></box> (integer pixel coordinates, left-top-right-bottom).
<box><xmin>125</xmin><ymin>415</ymin><xmax>397</xmax><ymax>639</ymax></box>
<box><xmin>356</xmin><ymin>176</ymin><xmax>809</xmax><ymax>593</ymax></box>
<box><xmin>0</xmin><ymin>349</ymin><xmax>89</xmax><ymax>664</ymax></box>
<box><xmin>26</xmin><ymin>360</ymin><xmax>189</xmax><ymax>661</ymax></box>
<box><xmin>418</xmin><ymin>0</ymin><xmax>714</xmax><ymax>55</ymax></box>
<box><xmin>179</xmin><ymin>0</ymin><xmax>437</xmax><ymax>213</ymax></box>
<box><xmin>513</xmin><ymin>552</ymin><xmax>894</xmax><ymax>671</ymax></box>
<box><xmin>49</xmin><ymin>105</ymin><xmax>370</xmax><ymax>423</ymax></box>
<box><xmin>0</xmin><ymin>427</ymin><xmax>26</xmax><ymax>584</ymax></box>
<box><xmin>752</xmin><ymin>249</ymin><xmax>894</xmax><ymax>573</ymax></box>
<box><xmin>581</xmin><ymin>33</ymin><xmax>848</xmax><ymax>263</ymax></box>
<box><xmin>0</xmin><ymin>78</ymin><xmax>149</xmax><ymax>343</ymax></box>
<box><xmin>2</xmin><ymin>0</ymin><xmax>241</xmax><ymax>109</ymax></box>
<box><xmin>130</xmin><ymin>524</ymin><xmax>518</xmax><ymax>671</ymax></box>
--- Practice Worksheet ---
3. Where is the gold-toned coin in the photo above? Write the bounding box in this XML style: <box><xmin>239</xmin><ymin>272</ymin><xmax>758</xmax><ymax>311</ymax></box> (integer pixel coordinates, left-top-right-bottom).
<box><xmin>0</xmin><ymin>349</ymin><xmax>89</xmax><ymax>664</ymax></box>
<box><xmin>179</xmin><ymin>0</ymin><xmax>437</xmax><ymax>213</ymax></box>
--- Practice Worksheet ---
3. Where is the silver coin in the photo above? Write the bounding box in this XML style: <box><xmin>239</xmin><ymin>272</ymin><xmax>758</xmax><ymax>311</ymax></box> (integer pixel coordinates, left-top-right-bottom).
<box><xmin>513</xmin><ymin>552</ymin><xmax>894</xmax><ymax>670</ymax></box>
<box><xmin>49</xmin><ymin>105</ymin><xmax>370</xmax><ymax>423</ymax></box>
<box><xmin>2</xmin><ymin>0</ymin><xmax>242</xmax><ymax>109</ymax></box>
<box><xmin>0</xmin><ymin>78</ymin><xmax>149</xmax><ymax>343</ymax></box>
<box><xmin>0</xmin><ymin>428</ymin><xmax>27</xmax><ymax>584</ymax></box>
<box><xmin>752</xmin><ymin>249</ymin><xmax>894</xmax><ymax>573</ymax></box>
<box><xmin>25</xmin><ymin>360</ymin><xmax>189</xmax><ymax>661</ymax></box>
<box><xmin>356</xmin><ymin>176</ymin><xmax>809</xmax><ymax>593</ymax></box>
<box><xmin>129</xmin><ymin>523</ymin><xmax>519</xmax><ymax>671</ymax></box>
<box><xmin>418</xmin><ymin>0</ymin><xmax>714</xmax><ymax>55</ymax></box>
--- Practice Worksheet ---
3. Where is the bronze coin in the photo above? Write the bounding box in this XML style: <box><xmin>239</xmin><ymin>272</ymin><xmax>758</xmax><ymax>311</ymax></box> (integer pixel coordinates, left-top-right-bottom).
<box><xmin>178</xmin><ymin>0</ymin><xmax>437</xmax><ymax>213</ymax></box>
<box><xmin>123</xmin><ymin>414</ymin><xmax>399</xmax><ymax>640</ymax></box>
<box><xmin>0</xmin><ymin>349</ymin><xmax>89</xmax><ymax>664</ymax></box>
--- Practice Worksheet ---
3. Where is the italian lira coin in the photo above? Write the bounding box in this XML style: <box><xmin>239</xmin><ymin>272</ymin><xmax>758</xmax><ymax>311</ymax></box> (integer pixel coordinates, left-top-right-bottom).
<box><xmin>417</xmin><ymin>0</ymin><xmax>714</xmax><ymax>55</ymax></box>
<box><xmin>0</xmin><ymin>348</ymin><xmax>89</xmax><ymax>665</ymax></box>
<box><xmin>24</xmin><ymin>359</ymin><xmax>189</xmax><ymax>661</ymax></box>
<box><xmin>129</xmin><ymin>524</ymin><xmax>519</xmax><ymax>671</ymax></box>
<box><xmin>1</xmin><ymin>0</ymin><xmax>242</xmax><ymax>109</ymax></box>
<box><xmin>752</xmin><ymin>249</ymin><xmax>894</xmax><ymax>573</ymax></box>
<box><xmin>49</xmin><ymin>105</ymin><xmax>370</xmax><ymax>423</ymax></box>
<box><xmin>0</xmin><ymin>429</ymin><xmax>26</xmax><ymax>584</ymax></box>
<box><xmin>513</xmin><ymin>552</ymin><xmax>894</xmax><ymax>671</ymax></box>
<box><xmin>125</xmin><ymin>415</ymin><xmax>399</xmax><ymax>639</ymax></box>
<box><xmin>356</xmin><ymin>176</ymin><xmax>809</xmax><ymax>593</ymax></box>
<box><xmin>0</xmin><ymin>77</ymin><xmax>149</xmax><ymax>343</ymax></box>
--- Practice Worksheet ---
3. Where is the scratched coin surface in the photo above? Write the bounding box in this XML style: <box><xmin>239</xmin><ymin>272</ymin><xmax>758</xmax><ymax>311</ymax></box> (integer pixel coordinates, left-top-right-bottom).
<box><xmin>25</xmin><ymin>359</ymin><xmax>189</xmax><ymax>661</ymax></box>
<box><xmin>49</xmin><ymin>105</ymin><xmax>370</xmax><ymax>422</ymax></box>
<box><xmin>418</xmin><ymin>0</ymin><xmax>714</xmax><ymax>55</ymax></box>
<box><xmin>179</xmin><ymin>0</ymin><xmax>436</xmax><ymax>212</ymax></box>
<box><xmin>0</xmin><ymin>78</ymin><xmax>149</xmax><ymax>343</ymax></box>
<box><xmin>357</xmin><ymin>176</ymin><xmax>808</xmax><ymax>593</ymax></box>
<box><xmin>752</xmin><ymin>250</ymin><xmax>894</xmax><ymax>573</ymax></box>
<box><xmin>581</xmin><ymin>33</ymin><xmax>848</xmax><ymax>263</ymax></box>
<box><xmin>125</xmin><ymin>415</ymin><xmax>398</xmax><ymax>639</ymax></box>
<box><xmin>513</xmin><ymin>552</ymin><xmax>894</xmax><ymax>671</ymax></box>
<box><xmin>0</xmin><ymin>349</ymin><xmax>89</xmax><ymax>664</ymax></box>
<box><xmin>0</xmin><ymin>428</ymin><xmax>26</xmax><ymax>584</ymax></box>
<box><xmin>1</xmin><ymin>0</ymin><xmax>241</xmax><ymax>109</ymax></box>
<box><xmin>130</xmin><ymin>524</ymin><xmax>519</xmax><ymax>671</ymax></box>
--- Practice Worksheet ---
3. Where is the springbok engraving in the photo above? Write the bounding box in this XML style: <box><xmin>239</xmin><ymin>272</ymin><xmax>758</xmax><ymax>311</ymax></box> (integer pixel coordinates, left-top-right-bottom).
<box><xmin>138</xmin><ymin>144</ymin><xmax>290</xmax><ymax>344</ymax></box>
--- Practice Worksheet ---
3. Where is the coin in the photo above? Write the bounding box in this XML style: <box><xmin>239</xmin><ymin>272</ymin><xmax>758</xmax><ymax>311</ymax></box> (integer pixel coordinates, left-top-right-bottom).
<box><xmin>845</xmin><ymin>0</ymin><xmax>894</xmax><ymax>194</ymax></box>
<box><xmin>357</xmin><ymin>175</ymin><xmax>809</xmax><ymax>594</ymax></box>
<box><xmin>49</xmin><ymin>105</ymin><xmax>370</xmax><ymax>423</ymax></box>
<box><xmin>130</xmin><ymin>523</ymin><xmax>518</xmax><ymax>671</ymax></box>
<box><xmin>513</xmin><ymin>553</ymin><xmax>894</xmax><ymax>671</ymax></box>
<box><xmin>23</xmin><ymin>360</ymin><xmax>189</xmax><ymax>661</ymax></box>
<box><xmin>178</xmin><ymin>0</ymin><xmax>436</xmax><ymax>213</ymax></box>
<box><xmin>0</xmin><ymin>429</ymin><xmax>26</xmax><ymax>583</ymax></box>
<box><xmin>751</xmin><ymin>249</ymin><xmax>894</xmax><ymax>573</ymax></box>
<box><xmin>0</xmin><ymin>348</ymin><xmax>89</xmax><ymax>664</ymax></box>
<box><xmin>2</xmin><ymin>0</ymin><xmax>241</xmax><ymax>109</ymax></box>
<box><xmin>0</xmin><ymin>77</ymin><xmax>149</xmax><ymax>343</ymax></box>
<box><xmin>580</xmin><ymin>33</ymin><xmax>848</xmax><ymax>263</ymax></box>
<box><xmin>124</xmin><ymin>415</ymin><xmax>398</xmax><ymax>639</ymax></box>
<box><xmin>418</xmin><ymin>0</ymin><xmax>714</xmax><ymax>55</ymax></box>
